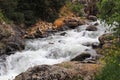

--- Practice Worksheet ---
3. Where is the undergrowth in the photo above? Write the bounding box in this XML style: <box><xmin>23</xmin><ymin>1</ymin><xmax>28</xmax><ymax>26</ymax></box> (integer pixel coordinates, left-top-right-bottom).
<box><xmin>94</xmin><ymin>40</ymin><xmax>120</xmax><ymax>80</ymax></box>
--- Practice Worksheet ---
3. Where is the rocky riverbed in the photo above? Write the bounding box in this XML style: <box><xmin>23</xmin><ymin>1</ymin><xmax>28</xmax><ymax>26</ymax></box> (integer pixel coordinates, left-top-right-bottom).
<box><xmin>0</xmin><ymin>19</ymin><xmax>111</xmax><ymax>80</ymax></box>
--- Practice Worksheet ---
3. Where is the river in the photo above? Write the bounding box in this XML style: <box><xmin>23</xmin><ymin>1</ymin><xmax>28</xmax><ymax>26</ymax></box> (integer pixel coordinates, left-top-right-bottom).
<box><xmin>0</xmin><ymin>20</ymin><xmax>110</xmax><ymax>80</ymax></box>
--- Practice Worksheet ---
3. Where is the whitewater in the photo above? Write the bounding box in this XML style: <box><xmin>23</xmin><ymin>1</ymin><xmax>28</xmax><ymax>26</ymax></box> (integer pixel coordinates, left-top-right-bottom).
<box><xmin>0</xmin><ymin>20</ymin><xmax>110</xmax><ymax>80</ymax></box>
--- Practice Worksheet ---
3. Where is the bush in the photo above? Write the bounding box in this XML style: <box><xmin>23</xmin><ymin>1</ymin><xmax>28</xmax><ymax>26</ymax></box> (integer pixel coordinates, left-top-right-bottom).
<box><xmin>0</xmin><ymin>10</ymin><xmax>10</xmax><ymax>23</ymax></box>
<box><xmin>97</xmin><ymin>0</ymin><xmax>120</xmax><ymax>37</ymax></box>
<box><xmin>0</xmin><ymin>0</ymin><xmax>66</xmax><ymax>26</ymax></box>
<box><xmin>66</xmin><ymin>1</ymin><xmax>83</xmax><ymax>16</ymax></box>
<box><xmin>11</xmin><ymin>12</ymin><xmax>24</xmax><ymax>24</ymax></box>
<box><xmin>94</xmin><ymin>45</ymin><xmax>120</xmax><ymax>80</ymax></box>
<box><xmin>71</xmin><ymin>3</ymin><xmax>83</xmax><ymax>16</ymax></box>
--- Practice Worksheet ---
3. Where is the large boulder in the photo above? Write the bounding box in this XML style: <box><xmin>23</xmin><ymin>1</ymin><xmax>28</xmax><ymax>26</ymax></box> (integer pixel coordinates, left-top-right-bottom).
<box><xmin>14</xmin><ymin>62</ymin><xmax>101</xmax><ymax>80</ymax></box>
<box><xmin>64</xmin><ymin>17</ymin><xmax>85</xmax><ymax>28</ymax></box>
<box><xmin>71</xmin><ymin>53</ymin><xmax>91</xmax><ymax>61</ymax></box>
<box><xmin>86</xmin><ymin>25</ymin><xmax>97</xmax><ymax>31</ymax></box>
<box><xmin>14</xmin><ymin>65</ymin><xmax>74</xmax><ymax>80</ymax></box>
<box><xmin>0</xmin><ymin>24</ymin><xmax>25</xmax><ymax>56</ymax></box>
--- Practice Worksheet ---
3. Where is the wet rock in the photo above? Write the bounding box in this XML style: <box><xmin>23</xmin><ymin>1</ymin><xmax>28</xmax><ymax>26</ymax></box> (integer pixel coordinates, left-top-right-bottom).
<box><xmin>87</xmin><ymin>15</ymin><xmax>97</xmax><ymax>21</ymax></box>
<box><xmin>14</xmin><ymin>65</ymin><xmax>74</xmax><ymax>80</ymax></box>
<box><xmin>92</xmin><ymin>42</ymin><xmax>100</xmax><ymax>49</ymax></box>
<box><xmin>71</xmin><ymin>53</ymin><xmax>91</xmax><ymax>61</ymax></box>
<box><xmin>94</xmin><ymin>22</ymin><xmax>99</xmax><ymax>26</ymax></box>
<box><xmin>82</xmin><ymin>42</ymin><xmax>91</xmax><ymax>47</ymax></box>
<box><xmin>86</xmin><ymin>25</ymin><xmax>97</xmax><ymax>31</ymax></box>
<box><xmin>64</xmin><ymin>17</ymin><xmax>85</xmax><ymax>28</ymax></box>
<box><xmin>60</xmin><ymin>32</ymin><xmax>67</xmax><ymax>36</ymax></box>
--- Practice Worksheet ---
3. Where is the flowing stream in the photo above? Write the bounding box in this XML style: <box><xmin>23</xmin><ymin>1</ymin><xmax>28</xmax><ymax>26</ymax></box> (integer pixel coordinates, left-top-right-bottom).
<box><xmin>0</xmin><ymin>20</ymin><xmax>110</xmax><ymax>80</ymax></box>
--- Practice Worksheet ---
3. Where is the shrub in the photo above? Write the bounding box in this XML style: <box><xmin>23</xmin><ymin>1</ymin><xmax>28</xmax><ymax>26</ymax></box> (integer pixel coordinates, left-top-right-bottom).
<box><xmin>0</xmin><ymin>0</ymin><xmax>66</xmax><ymax>26</ymax></box>
<box><xmin>94</xmin><ymin>41</ymin><xmax>120</xmax><ymax>80</ymax></box>
<box><xmin>97</xmin><ymin>0</ymin><xmax>120</xmax><ymax>38</ymax></box>
<box><xmin>66</xmin><ymin>1</ymin><xmax>83</xmax><ymax>16</ymax></box>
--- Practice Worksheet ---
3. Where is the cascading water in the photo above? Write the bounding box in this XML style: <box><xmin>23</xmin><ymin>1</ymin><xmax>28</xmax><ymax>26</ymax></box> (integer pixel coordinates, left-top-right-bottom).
<box><xmin>0</xmin><ymin>20</ymin><xmax>111</xmax><ymax>80</ymax></box>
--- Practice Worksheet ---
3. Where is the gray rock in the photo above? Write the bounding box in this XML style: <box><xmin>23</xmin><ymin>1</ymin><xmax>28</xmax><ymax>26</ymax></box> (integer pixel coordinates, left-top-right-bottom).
<box><xmin>71</xmin><ymin>53</ymin><xmax>91</xmax><ymax>61</ymax></box>
<box><xmin>0</xmin><ymin>24</ymin><xmax>25</xmax><ymax>56</ymax></box>
<box><xmin>92</xmin><ymin>42</ymin><xmax>100</xmax><ymax>49</ymax></box>
<box><xmin>64</xmin><ymin>18</ymin><xmax>85</xmax><ymax>29</ymax></box>
<box><xmin>88</xmin><ymin>15</ymin><xmax>97</xmax><ymax>21</ymax></box>
<box><xmin>14</xmin><ymin>65</ymin><xmax>73</xmax><ymax>80</ymax></box>
<box><xmin>86</xmin><ymin>25</ymin><xmax>97</xmax><ymax>31</ymax></box>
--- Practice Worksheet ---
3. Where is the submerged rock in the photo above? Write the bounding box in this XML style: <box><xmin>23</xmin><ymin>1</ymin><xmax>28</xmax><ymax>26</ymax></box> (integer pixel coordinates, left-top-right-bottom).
<box><xmin>60</xmin><ymin>32</ymin><xmax>67</xmax><ymax>36</ymax></box>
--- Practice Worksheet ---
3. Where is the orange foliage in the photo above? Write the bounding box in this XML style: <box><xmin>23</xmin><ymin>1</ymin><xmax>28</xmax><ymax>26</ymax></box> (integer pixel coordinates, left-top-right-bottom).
<box><xmin>53</xmin><ymin>18</ymin><xmax>65</xmax><ymax>28</ymax></box>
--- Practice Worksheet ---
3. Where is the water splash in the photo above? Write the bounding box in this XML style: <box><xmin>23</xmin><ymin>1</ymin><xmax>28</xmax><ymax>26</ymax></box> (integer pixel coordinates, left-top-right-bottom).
<box><xmin>0</xmin><ymin>20</ymin><xmax>111</xmax><ymax>80</ymax></box>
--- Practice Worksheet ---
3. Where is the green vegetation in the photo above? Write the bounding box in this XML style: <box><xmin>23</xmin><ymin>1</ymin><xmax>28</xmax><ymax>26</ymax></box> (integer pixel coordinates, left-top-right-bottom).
<box><xmin>66</xmin><ymin>1</ymin><xmax>83</xmax><ymax>16</ymax></box>
<box><xmin>97</xmin><ymin>0</ymin><xmax>120</xmax><ymax>37</ymax></box>
<box><xmin>94</xmin><ymin>48</ymin><xmax>120</xmax><ymax>80</ymax></box>
<box><xmin>95</xmin><ymin>0</ymin><xmax>120</xmax><ymax>80</ymax></box>
<box><xmin>0</xmin><ymin>0</ymin><xmax>66</xmax><ymax>26</ymax></box>
<box><xmin>0</xmin><ymin>10</ymin><xmax>10</xmax><ymax>23</ymax></box>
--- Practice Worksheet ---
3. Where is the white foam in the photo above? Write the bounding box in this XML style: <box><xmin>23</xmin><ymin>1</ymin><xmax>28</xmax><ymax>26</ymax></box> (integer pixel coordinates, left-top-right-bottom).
<box><xmin>0</xmin><ymin>20</ymin><xmax>111</xmax><ymax>80</ymax></box>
